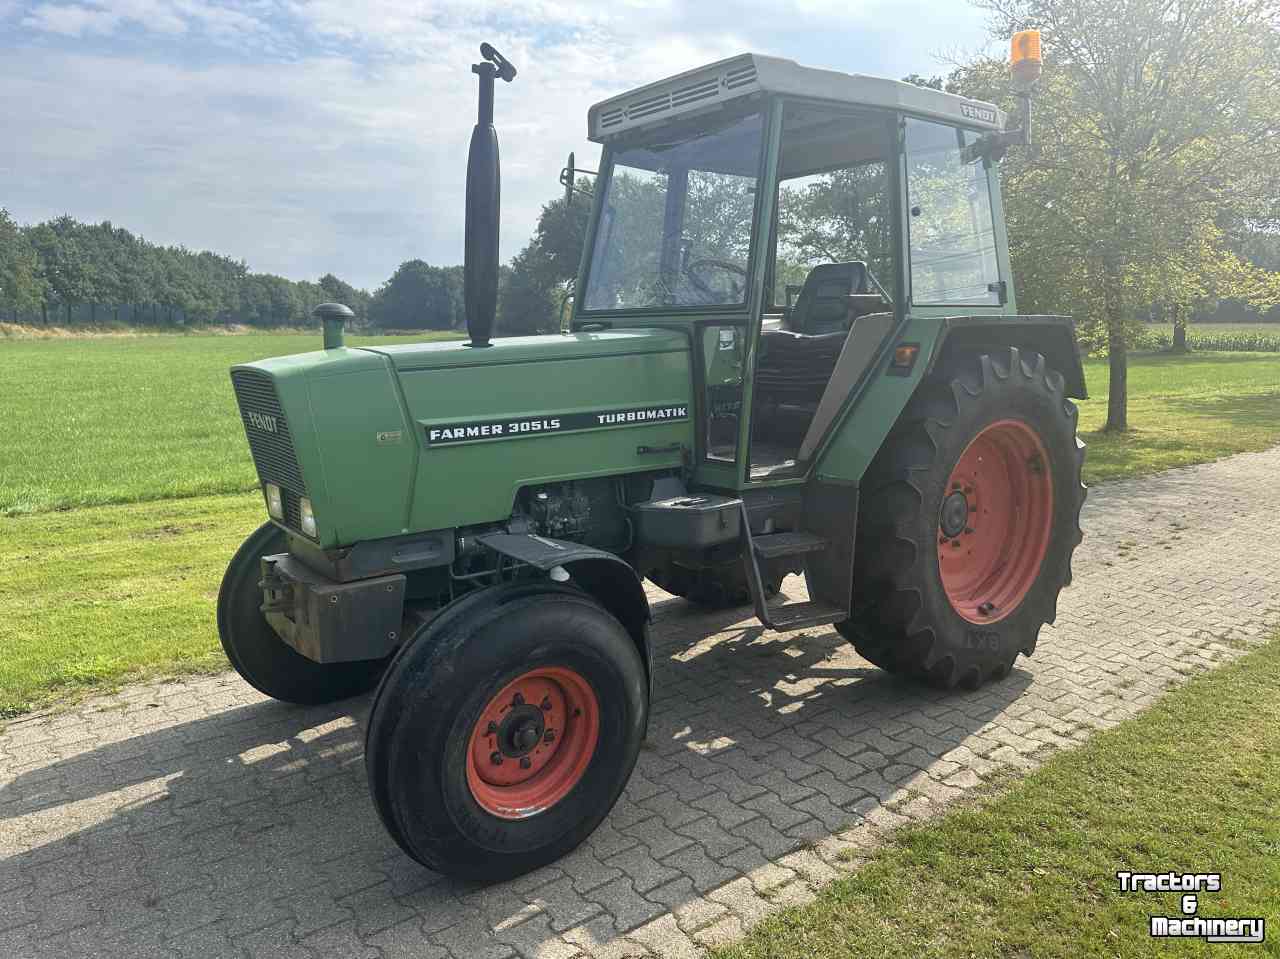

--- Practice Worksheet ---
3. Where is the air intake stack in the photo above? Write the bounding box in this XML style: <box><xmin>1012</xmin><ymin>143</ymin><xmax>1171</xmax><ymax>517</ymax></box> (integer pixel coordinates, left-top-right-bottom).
<box><xmin>463</xmin><ymin>43</ymin><xmax>517</xmax><ymax>348</ymax></box>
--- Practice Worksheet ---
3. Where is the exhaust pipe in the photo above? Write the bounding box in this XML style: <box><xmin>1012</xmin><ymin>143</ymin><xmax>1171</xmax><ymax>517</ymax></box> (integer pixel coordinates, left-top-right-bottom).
<box><xmin>464</xmin><ymin>43</ymin><xmax>517</xmax><ymax>348</ymax></box>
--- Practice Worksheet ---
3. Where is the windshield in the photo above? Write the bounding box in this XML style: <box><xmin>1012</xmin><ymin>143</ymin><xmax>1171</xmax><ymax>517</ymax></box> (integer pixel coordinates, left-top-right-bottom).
<box><xmin>582</xmin><ymin>110</ymin><xmax>764</xmax><ymax>312</ymax></box>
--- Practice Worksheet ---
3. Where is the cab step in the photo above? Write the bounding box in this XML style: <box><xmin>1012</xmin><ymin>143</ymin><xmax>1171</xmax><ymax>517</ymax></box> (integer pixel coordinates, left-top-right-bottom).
<box><xmin>751</xmin><ymin>531</ymin><xmax>828</xmax><ymax>560</ymax></box>
<box><xmin>758</xmin><ymin>599</ymin><xmax>848</xmax><ymax>631</ymax></box>
<box><xmin>738</xmin><ymin>503</ymin><xmax>849</xmax><ymax>632</ymax></box>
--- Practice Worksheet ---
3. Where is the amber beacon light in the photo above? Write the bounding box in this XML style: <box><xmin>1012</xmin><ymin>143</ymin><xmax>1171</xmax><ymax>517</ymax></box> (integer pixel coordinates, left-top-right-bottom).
<box><xmin>1010</xmin><ymin>29</ymin><xmax>1043</xmax><ymax>89</ymax></box>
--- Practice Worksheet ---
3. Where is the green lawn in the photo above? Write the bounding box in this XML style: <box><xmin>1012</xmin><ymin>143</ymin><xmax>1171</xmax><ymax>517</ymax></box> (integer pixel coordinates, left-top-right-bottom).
<box><xmin>0</xmin><ymin>492</ymin><xmax>265</xmax><ymax>716</ymax></box>
<box><xmin>720</xmin><ymin>632</ymin><xmax>1280</xmax><ymax>959</ymax></box>
<box><xmin>0</xmin><ymin>330</ymin><xmax>460</xmax><ymax>515</ymax></box>
<box><xmin>1078</xmin><ymin>353</ymin><xmax>1280</xmax><ymax>482</ymax></box>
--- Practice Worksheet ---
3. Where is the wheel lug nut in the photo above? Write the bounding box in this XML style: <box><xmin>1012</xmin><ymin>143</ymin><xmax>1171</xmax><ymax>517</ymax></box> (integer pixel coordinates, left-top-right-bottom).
<box><xmin>513</xmin><ymin>692</ymin><xmax>525</xmax><ymax>706</ymax></box>
<box><xmin>486</xmin><ymin>721</ymin><xmax>498</xmax><ymax>734</ymax></box>
<box><xmin>519</xmin><ymin>757</ymin><xmax>532</xmax><ymax>769</ymax></box>
<box><xmin>541</xmin><ymin>697</ymin><xmax>552</xmax><ymax>711</ymax></box>
<box><xmin>544</xmin><ymin>729</ymin><xmax>556</xmax><ymax>743</ymax></box>
<box><xmin>490</xmin><ymin>751</ymin><xmax>503</xmax><ymax>766</ymax></box>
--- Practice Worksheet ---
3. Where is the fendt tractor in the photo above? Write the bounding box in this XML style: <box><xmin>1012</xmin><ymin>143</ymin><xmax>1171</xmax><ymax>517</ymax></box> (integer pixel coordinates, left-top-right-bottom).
<box><xmin>220</xmin><ymin>33</ymin><xmax>1085</xmax><ymax>879</ymax></box>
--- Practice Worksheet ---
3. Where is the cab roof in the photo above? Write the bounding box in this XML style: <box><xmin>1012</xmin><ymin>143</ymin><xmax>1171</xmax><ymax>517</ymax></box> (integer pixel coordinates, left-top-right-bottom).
<box><xmin>587</xmin><ymin>53</ymin><xmax>1006</xmax><ymax>143</ymax></box>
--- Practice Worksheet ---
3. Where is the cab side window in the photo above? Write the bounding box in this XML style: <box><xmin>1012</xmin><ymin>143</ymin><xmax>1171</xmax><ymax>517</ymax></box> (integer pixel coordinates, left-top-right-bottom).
<box><xmin>904</xmin><ymin>118</ymin><xmax>1002</xmax><ymax>306</ymax></box>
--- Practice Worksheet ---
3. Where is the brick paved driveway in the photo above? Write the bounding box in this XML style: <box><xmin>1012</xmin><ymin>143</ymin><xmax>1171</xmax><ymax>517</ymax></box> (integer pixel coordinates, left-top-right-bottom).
<box><xmin>3</xmin><ymin>447</ymin><xmax>1279</xmax><ymax>959</ymax></box>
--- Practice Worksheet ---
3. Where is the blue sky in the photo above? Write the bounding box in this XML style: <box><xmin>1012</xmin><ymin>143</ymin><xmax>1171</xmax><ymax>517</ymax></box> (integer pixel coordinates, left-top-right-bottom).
<box><xmin>1</xmin><ymin>1</ymin><xmax>995</xmax><ymax>290</ymax></box>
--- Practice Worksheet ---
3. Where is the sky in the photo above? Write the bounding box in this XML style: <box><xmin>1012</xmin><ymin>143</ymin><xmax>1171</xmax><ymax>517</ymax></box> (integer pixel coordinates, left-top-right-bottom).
<box><xmin>1</xmin><ymin>1</ymin><xmax>996</xmax><ymax>290</ymax></box>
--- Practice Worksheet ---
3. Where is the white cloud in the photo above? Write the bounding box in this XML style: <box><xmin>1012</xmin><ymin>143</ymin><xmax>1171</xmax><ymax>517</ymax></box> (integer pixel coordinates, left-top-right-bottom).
<box><xmin>5</xmin><ymin>0</ymin><xmax>989</xmax><ymax>288</ymax></box>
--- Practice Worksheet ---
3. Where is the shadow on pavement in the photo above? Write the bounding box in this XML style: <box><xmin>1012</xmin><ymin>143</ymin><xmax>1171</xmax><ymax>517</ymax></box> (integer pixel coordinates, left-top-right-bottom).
<box><xmin>0</xmin><ymin>588</ymin><xmax>1032</xmax><ymax>957</ymax></box>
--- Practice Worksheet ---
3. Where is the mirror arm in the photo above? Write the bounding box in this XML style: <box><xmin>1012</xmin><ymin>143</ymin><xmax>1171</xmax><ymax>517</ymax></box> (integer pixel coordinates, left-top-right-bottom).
<box><xmin>960</xmin><ymin>91</ymin><xmax>1033</xmax><ymax>165</ymax></box>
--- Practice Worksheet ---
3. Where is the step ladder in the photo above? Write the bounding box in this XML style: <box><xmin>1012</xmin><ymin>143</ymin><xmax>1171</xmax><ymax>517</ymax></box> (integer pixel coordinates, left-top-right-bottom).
<box><xmin>739</xmin><ymin>502</ymin><xmax>850</xmax><ymax>631</ymax></box>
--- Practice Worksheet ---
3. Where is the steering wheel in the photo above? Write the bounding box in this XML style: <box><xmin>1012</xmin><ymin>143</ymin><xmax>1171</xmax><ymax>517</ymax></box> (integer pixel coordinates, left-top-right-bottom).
<box><xmin>684</xmin><ymin>257</ymin><xmax>748</xmax><ymax>302</ymax></box>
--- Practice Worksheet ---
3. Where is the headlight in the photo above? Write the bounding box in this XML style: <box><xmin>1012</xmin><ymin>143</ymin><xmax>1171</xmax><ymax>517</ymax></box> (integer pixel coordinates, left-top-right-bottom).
<box><xmin>299</xmin><ymin>497</ymin><xmax>317</xmax><ymax>538</ymax></box>
<box><xmin>264</xmin><ymin>483</ymin><xmax>284</xmax><ymax>520</ymax></box>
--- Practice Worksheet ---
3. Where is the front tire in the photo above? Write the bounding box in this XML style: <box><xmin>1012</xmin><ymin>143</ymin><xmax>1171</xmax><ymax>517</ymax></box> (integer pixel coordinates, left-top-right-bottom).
<box><xmin>216</xmin><ymin>522</ymin><xmax>387</xmax><ymax>704</ymax></box>
<box><xmin>838</xmin><ymin>348</ymin><xmax>1086</xmax><ymax>689</ymax></box>
<box><xmin>365</xmin><ymin>583</ymin><xmax>647</xmax><ymax>880</ymax></box>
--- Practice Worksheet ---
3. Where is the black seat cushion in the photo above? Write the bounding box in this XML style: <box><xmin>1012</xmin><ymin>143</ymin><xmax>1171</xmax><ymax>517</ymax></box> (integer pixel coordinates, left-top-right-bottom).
<box><xmin>788</xmin><ymin>262</ymin><xmax>868</xmax><ymax>335</ymax></box>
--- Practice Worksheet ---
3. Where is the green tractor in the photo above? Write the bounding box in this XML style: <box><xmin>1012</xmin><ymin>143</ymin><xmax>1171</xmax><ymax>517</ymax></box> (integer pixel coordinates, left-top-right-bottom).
<box><xmin>220</xmin><ymin>35</ymin><xmax>1084</xmax><ymax>880</ymax></box>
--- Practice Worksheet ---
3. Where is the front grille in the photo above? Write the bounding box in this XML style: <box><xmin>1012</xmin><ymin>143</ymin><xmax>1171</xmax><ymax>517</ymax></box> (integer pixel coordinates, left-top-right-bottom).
<box><xmin>230</xmin><ymin>369</ymin><xmax>308</xmax><ymax>517</ymax></box>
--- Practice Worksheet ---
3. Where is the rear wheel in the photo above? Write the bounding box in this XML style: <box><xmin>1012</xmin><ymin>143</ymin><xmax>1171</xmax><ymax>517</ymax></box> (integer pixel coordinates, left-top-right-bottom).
<box><xmin>838</xmin><ymin>348</ymin><xmax>1085</xmax><ymax>689</ymax></box>
<box><xmin>217</xmin><ymin>522</ymin><xmax>387</xmax><ymax>704</ymax></box>
<box><xmin>365</xmin><ymin>583</ymin><xmax>647</xmax><ymax>880</ymax></box>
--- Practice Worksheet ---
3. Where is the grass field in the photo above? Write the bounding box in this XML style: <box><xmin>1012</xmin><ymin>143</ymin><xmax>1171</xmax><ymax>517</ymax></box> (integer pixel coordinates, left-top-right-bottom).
<box><xmin>1077</xmin><ymin>352</ymin><xmax>1280</xmax><ymax>482</ymax></box>
<box><xmin>1137</xmin><ymin>321</ymin><xmax>1280</xmax><ymax>352</ymax></box>
<box><xmin>719</xmin><ymin>631</ymin><xmax>1280</xmax><ymax>959</ymax></box>
<box><xmin>0</xmin><ymin>335</ymin><xmax>1278</xmax><ymax>714</ymax></box>
<box><xmin>0</xmin><ymin>331</ymin><xmax>460</xmax><ymax>515</ymax></box>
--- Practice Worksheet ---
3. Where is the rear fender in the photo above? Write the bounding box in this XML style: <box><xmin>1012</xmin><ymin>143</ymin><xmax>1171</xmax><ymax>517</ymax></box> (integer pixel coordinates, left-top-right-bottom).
<box><xmin>814</xmin><ymin>313</ymin><xmax>1083</xmax><ymax>487</ymax></box>
<box><xmin>930</xmin><ymin>315</ymin><xmax>1086</xmax><ymax>399</ymax></box>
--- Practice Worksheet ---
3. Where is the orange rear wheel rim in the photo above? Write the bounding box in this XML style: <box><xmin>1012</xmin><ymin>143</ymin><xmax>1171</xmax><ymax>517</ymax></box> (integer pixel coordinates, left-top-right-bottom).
<box><xmin>465</xmin><ymin>666</ymin><xmax>599</xmax><ymax>820</ymax></box>
<box><xmin>937</xmin><ymin>419</ymin><xmax>1054</xmax><ymax>624</ymax></box>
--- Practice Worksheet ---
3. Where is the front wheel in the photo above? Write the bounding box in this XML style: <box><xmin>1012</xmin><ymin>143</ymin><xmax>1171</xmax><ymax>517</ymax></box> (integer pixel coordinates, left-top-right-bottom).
<box><xmin>838</xmin><ymin>348</ymin><xmax>1086</xmax><ymax>689</ymax></box>
<box><xmin>365</xmin><ymin>583</ymin><xmax>647</xmax><ymax>880</ymax></box>
<box><xmin>217</xmin><ymin>522</ymin><xmax>387</xmax><ymax>704</ymax></box>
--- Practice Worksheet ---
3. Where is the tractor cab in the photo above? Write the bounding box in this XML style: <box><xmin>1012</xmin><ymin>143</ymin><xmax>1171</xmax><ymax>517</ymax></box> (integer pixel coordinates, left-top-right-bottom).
<box><xmin>577</xmin><ymin>55</ymin><xmax>1013</xmax><ymax>486</ymax></box>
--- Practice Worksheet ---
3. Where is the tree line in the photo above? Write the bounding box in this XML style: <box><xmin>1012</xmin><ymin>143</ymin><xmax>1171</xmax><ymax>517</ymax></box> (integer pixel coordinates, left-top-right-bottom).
<box><xmin>0</xmin><ymin>211</ymin><xmax>478</xmax><ymax>331</ymax></box>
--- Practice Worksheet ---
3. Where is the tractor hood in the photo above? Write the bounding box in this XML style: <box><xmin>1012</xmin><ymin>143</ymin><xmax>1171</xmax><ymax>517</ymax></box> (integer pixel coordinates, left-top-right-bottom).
<box><xmin>360</xmin><ymin>329</ymin><xmax>689</xmax><ymax>371</ymax></box>
<box><xmin>230</xmin><ymin>328</ymin><xmax>694</xmax><ymax>548</ymax></box>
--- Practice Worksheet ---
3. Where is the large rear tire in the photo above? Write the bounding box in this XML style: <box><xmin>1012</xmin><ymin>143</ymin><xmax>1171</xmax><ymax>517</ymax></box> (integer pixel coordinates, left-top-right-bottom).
<box><xmin>838</xmin><ymin>348</ymin><xmax>1085</xmax><ymax>689</ymax></box>
<box><xmin>217</xmin><ymin>522</ymin><xmax>387</xmax><ymax>704</ymax></box>
<box><xmin>365</xmin><ymin>583</ymin><xmax>647</xmax><ymax>880</ymax></box>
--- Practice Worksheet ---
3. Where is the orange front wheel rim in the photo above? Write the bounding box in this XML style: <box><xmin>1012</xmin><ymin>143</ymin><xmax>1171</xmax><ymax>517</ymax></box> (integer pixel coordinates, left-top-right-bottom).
<box><xmin>465</xmin><ymin>666</ymin><xmax>600</xmax><ymax>820</ymax></box>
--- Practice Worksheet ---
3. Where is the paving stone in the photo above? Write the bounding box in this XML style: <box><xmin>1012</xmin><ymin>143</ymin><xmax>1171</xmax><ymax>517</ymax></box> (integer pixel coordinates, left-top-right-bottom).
<box><xmin>366</xmin><ymin>917</ymin><xmax>449</xmax><ymax>959</ymax></box>
<box><xmin>691</xmin><ymin>915</ymin><xmax>746</xmax><ymax>949</ymax></box>
<box><xmin>587</xmin><ymin>878</ymin><xmax>665</xmax><ymax>933</ymax></box>
<box><xmin>493</xmin><ymin>914</ymin><xmax>582</xmax><ymax>959</ymax></box>
<box><xmin>626</xmin><ymin>914</ymin><xmax>702</xmax><ymax>959</ymax></box>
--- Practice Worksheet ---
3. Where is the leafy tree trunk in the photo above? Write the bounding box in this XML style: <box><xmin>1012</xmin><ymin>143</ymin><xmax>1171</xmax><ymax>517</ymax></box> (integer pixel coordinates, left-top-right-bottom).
<box><xmin>1170</xmin><ymin>304</ymin><xmax>1188</xmax><ymax>354</ymax></box>
<box><xmin>1103</xmin><ymin>263</ymin><xmax>1128</xmax><ymax>432</ymax></box>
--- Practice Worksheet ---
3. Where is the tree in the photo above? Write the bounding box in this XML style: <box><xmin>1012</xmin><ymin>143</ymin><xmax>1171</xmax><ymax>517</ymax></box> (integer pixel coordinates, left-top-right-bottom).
<box><xmin>0</xmin><ymin>209</ymin><xmax>45</xmax><ymax>313</ymax></box>
<box><xmin>972</xmin><ymin>0</ymin><xmax>1280</xmax><ymax>430</ymax></box>
<box><xmin>498</xmin><ymin>184</ymin><xmax>590</xmax><ymax>335</ymax></box>
<box><xmin>369</xmin><ymin>260</ymin><xmax>459</xmax><ymax>329</ymax></box>
<box><xmin>319</xmin><ymin>273</ymin><xmax>372</xmax><ymax>323</ymax></box>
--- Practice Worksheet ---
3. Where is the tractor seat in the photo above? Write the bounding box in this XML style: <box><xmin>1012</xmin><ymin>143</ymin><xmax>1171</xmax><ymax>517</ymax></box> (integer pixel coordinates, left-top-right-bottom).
<box><xmin>787</xmin><ymin>261</ymin><xmax>869</xmax><ymax>335</ymax></box>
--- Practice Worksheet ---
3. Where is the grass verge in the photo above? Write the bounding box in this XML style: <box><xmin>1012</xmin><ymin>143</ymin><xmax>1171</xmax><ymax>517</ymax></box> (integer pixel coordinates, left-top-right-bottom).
<box><xmin>1078</xmin><ymin>353</ymin><xmax>1280</xmax><ymax>482</ymax></box>
<box><xmin>718</xmin><ymin>632</ymin><xmax>1280</xmax><ymax>959</ymax></box>
<box><xmin>0</xmin><ymin>492</ymin><xmax>265</xmax><ymax>717</ymax></box>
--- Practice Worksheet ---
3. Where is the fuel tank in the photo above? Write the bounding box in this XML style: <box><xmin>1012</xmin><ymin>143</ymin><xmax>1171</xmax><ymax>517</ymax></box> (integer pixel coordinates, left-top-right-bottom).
<box><xmin>231</xmin><ymin>329</ymin><xmax>693</xmax><ymax>549</ymax></box>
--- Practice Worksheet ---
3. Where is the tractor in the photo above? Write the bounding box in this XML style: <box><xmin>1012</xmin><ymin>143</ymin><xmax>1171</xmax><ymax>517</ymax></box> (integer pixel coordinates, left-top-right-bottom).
<box><xmin>219</xmin><ymin>33</ymin><xmax>1085</xmax><ymax>880</ymax></box>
